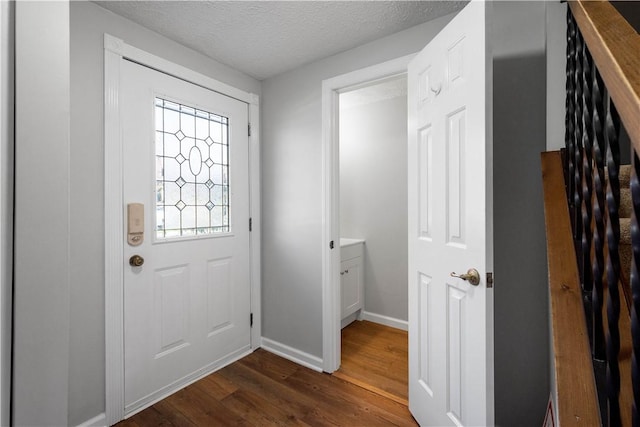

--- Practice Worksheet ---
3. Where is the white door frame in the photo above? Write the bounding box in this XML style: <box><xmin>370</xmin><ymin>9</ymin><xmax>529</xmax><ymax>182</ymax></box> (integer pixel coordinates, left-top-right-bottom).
<box><xmin>321</xmin><ymin>54</ymin><xmax>414</xmax><ymax>372</ymax></box>
<box><xmin>104</xmin><ymin>34</ymin><xmax>261</xmax><ymax>424</ymax></box>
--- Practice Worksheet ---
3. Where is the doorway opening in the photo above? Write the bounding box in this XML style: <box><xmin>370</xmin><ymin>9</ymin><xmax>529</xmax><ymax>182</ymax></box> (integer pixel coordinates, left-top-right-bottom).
<box><xmin>321</xmin><ymin>55</ymin><xmax>413</xmax><ymax>405</ymax></box>
<box><xmin>331</xmin><ymin>76</ymin><xmax>409</xmax><ymax>404</ymax></box>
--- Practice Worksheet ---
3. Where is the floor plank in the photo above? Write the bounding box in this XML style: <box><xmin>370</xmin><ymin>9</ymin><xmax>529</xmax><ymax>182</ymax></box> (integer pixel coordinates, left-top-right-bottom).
<box><xmin>119</xmin><ymin>348</ymin><xmax>417</xmax><ymax>426</ymax></box>
<box><xmin>289</xmin><ymin>368</ymin><xmax>415</xmax><ymax>427</ymax></box>
<box><xmin>337</xmin><ymin>320</ymin><xmax>408</xmax><ymax>404</ymax></box>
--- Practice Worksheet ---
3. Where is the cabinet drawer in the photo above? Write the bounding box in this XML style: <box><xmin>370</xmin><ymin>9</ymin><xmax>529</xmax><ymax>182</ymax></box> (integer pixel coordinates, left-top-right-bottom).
<box><xmin>341</xmin><ymin>243</ymin><xmax>362</xmax><ymax>261</ymax></box>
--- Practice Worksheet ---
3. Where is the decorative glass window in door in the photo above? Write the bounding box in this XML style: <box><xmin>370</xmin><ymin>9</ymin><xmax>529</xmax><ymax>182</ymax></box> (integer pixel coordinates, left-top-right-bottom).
<box><xmin>155</xmin><ymin>97</ymin><xmax>230</xmax><ymax>239</ymax></box>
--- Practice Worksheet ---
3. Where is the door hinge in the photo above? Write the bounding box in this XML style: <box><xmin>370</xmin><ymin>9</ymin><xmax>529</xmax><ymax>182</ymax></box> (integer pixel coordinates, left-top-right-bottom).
<box><xmin>249</xmin><ymin>217</ymin><xmax>252</xmax><ymax>232</ymax></box>
<box><xmin>329</xmin><ymin>240</ymin><xmax>334</xmax><ymax>249</ymax></box>
<box><xmin>250</xmin><ymin>312</ymin><xmax>254</xmax><ymax>327</ymax></box>
<box><xmin>486</xmin><ymin>272</ymin><xmax>493</xmax><ymax>288</ymax></box>
<box><xmin>248</xmin><ymin>123</ymin><xmax>251</xmax><ymax>137</ymax></box>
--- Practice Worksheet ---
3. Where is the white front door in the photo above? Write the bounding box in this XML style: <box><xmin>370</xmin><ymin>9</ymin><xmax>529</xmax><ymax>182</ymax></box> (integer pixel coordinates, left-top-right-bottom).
<box><xmin>121</xmin><ymin>59</ymin><xmax>251</xmax><ymax>415</ymax></box>
<box><xmin>407</xmin><ymin>2</ymin><xmax>493</xmax><ymax>425</ymax></box>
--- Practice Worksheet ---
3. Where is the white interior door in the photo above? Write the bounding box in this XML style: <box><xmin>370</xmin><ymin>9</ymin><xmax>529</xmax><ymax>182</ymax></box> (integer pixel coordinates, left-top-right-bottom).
<box><xmin>121</xmin><ymin>59</ymin><xmax>251</xmax><ymax>415</ymax></box>
<box><xmin>407</xmin><ymin>2</ymin><xmax>493</xmax><ymax>425</ymax></box>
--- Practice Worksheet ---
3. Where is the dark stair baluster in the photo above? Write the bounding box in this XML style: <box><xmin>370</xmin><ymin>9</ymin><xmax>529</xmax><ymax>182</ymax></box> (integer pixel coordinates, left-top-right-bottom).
<box><xmin>629</xmin><ymin>149</ymin><xmax>640</xmax><ymax>427</ymax></box>
<box><xmin>575</xmin><ymin>30</ymin><xmax>585</xmax><ymax>288</ymax></box>
<box><xmin>583</xmin><ymin>48</ymin><xmax>604</xmax><ymax>362</ymax></box>
<box><xmin>566</xmin><ymin>9</ymin><xmax>577</xmax><ymax>215</ymax></box>
<box><xmin>605</xmin><ymin>92</ymin><xmax>622</xmax><ymax>427</ymax></box>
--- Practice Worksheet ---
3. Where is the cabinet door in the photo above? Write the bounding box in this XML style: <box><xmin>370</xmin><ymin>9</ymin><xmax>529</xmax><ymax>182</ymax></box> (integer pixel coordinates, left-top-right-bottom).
<box><xmin>341</xmin><ymin>257</ymin><xmax>362</xmax><ymax>318</ymax></box>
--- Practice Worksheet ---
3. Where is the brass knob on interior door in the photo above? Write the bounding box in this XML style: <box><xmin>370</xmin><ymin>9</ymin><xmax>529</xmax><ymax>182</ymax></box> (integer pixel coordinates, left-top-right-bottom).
<box><xmin>129</xmin><ymin>255</ymin><xmax>144</xmax><ymax>267</ymax></box>
<box><xmin>450</xmin><ymin>268</ymin><xmax>480</xmax><ymax>286</ymax></box>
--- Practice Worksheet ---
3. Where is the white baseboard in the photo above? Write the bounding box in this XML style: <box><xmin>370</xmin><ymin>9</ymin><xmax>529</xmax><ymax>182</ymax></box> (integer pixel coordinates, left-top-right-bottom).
<box><xmin>77</xmin><ymin>412</ymin><xmax>106</xmax><ymax>427</ymax></box>
<box><xmin>261</xmin><ymin>337</ymin><xmax>323</xmax><ymax>372</ymax></box>
<box><xmin>341</xmin><ymin>311</ymin><xmax>359</xmax><ymax>329</ymax></box>
<box><xmin>361</xmin><ymin>311</ymin><xmax>408</xmax><ymax>331</ymax></box>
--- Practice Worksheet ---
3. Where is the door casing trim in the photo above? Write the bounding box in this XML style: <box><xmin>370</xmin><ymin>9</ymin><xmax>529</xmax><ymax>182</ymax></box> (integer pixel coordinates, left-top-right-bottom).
<box><xmin>104</xmin><ymin>34</ymin><xmax>261</xmax><ymax>425</ymax></box>
<box><xmin>320</xmin><ymin>54</ymin><xmax>414</xmax><ymax>372</ymax></box>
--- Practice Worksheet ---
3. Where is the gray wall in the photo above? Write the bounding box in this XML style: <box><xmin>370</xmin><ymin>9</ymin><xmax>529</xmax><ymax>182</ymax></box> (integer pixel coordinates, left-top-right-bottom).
<box><xmin>14</xmin><ymin>2</ymin><xmax>71</xmax><ymax>425</ymax></box>
<box><xmin>492</xmin><ymin>2</ymin><xmax>550</xmax><ymax>426</ymax></box>
<box><xmin>0</xmin><ymin>2</ymin><xmax>13</xmax><ymax>426</ymax></box>
<box><xmin>12</xmin><ymin>2</ymin><xmax>260</xmax><ymax>425</ymax></box>
<box><xmin>546</xmin><ymin>2</ymin><xmax>567</xmax><ymax>151</ymax></box>
<box><xmin>261</xmin><ymin>14</ymin><xmax>454</xmax><ymax>359</ymax></box>
<box><xmin>339</xmin><ymin>90</ymin><xmax>408</xmax><ymax>322</ymax></box>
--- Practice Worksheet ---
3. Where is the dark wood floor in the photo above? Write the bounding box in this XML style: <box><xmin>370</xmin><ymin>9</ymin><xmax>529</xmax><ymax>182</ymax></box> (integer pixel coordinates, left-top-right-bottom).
<box><xmin>118</xmin><ymin>346</ymin><xmax>417</xmax><ymax>426</ymax></box>
<box><xmin>335</xmin><ymin>320</ymin><xmax>408</xmax><ymax>406</ymax></box>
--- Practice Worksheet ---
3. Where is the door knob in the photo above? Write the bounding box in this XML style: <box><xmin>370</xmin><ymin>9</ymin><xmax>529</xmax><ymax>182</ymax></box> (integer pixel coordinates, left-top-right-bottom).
<box><xmin>450</xmin><ymin>268</ymin><xmax>480</xmax><ymax>286</ymax></box>
<box><xmin>129</xmin><ymin>255</ymin><xmax>144</xmax><ymax>267</ymax></box>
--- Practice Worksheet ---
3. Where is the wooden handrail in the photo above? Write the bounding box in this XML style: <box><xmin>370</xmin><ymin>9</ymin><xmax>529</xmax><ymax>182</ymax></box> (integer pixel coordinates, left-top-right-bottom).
<box><xmin>542</xmin><ymin>151</ymin><xmax>601</xmax><ymax>426</ymax></box>
<box><xmin>569</xmin><ymin>0</ymin><xmax>640</xmax><ymax>154</ymax></box>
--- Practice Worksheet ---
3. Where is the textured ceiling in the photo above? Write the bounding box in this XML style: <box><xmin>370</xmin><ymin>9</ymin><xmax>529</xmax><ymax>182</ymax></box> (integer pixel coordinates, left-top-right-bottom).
<box><xmin>94</xmin><ymin>1</ymin><xmax>467</xmax><ymax>80</ymax></box>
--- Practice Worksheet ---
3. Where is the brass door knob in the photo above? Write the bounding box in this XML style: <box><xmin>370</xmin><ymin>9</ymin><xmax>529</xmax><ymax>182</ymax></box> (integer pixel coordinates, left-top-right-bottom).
<box><xmin>450</xmin><ymin>268</ymin><xmax>480</xmax><ymax>286</ymax></box>
<box><xmin>129</xmin><ymin>255</ymin><xmax>144</xmax><ymax>267</ymax></box>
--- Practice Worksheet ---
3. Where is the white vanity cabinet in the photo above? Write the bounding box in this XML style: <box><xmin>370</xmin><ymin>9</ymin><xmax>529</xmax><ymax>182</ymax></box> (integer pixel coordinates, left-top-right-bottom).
<box><xmin>340</xmin><ymin>238</ymin><xmax>365</xmax><ymax>328</ymax></box>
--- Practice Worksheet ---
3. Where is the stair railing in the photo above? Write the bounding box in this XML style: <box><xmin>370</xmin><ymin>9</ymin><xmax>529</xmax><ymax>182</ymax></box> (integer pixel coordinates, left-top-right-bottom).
<box><xmin>562</xmin><ymin>1</ymin><xmax>640</xmax><ymax>425</ymax></box>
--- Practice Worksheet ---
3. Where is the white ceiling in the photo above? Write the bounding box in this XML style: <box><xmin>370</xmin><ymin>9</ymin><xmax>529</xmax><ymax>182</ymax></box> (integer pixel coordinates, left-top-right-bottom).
<box><xmin>94</xmin><ymin>1</ymin><xmax>467</xmax><ymax>80</ymax></box>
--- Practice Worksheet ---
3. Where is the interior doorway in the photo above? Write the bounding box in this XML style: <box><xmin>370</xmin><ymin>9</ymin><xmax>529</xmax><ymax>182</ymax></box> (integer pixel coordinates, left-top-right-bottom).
<box><xmin>338</xmin><ymin>76</ymin><xmax>409</xmax><ymax>331</ymax></box>
<box><xmin>321</xmin><ymin>54</ymin><xmax>413</xmax><ymax>375</ymax></box>
<box><xmin>331</xmin><ymin>76</ymin><xmax>409</xmax><ymax>404</ymax></box>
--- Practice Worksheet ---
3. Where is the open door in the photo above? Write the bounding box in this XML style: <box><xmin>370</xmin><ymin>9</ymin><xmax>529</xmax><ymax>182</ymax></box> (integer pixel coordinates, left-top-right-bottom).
<box><xmin>407</xmin><ymin>1</ymin><xmax>493</xmax><ymax>426</ymax></box>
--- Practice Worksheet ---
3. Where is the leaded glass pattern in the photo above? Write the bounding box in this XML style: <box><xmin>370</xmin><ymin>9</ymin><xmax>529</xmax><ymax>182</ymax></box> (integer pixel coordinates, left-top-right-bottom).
<box><xmin>155</xmin><ymin>97</ymin><xmax>230</xmax><ymax>239</ymax></box>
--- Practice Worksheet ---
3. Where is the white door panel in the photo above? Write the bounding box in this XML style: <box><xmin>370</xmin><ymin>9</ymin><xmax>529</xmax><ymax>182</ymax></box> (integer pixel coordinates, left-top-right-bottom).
<box><xmin>408</xmin><ymin>2</ymin><xmax>493</xmax><ymax>425</ymax></box>
<box><xmin>122</xmin><ymin>60</ymin><xmax>251</xmax><ymax>414</ymax></box>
